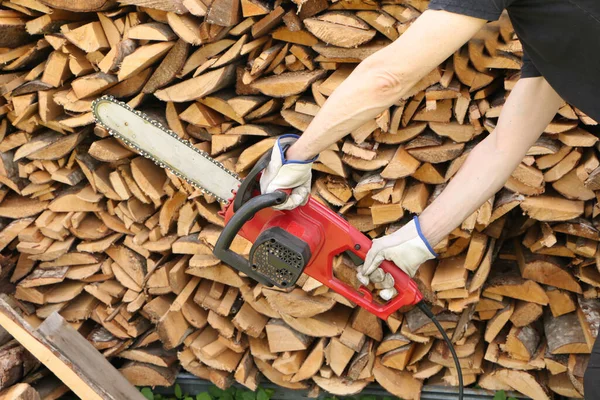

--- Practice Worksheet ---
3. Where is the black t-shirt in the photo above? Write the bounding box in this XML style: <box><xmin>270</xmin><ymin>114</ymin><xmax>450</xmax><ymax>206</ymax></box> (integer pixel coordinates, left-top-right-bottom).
<box><xmin>428</xmin><ymin>0</ymin><xmax>600</xmax><ymax>122</ymax></box>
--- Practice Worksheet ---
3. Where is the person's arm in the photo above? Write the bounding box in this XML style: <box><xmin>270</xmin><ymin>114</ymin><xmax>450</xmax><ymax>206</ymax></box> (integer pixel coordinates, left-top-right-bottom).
<box><xmin>419</xmin><ymin>77</ymin><xmax>563</xmax><ymax>245</ymax></box>
<box><xmin>360</xmin><ymin>77</ymin><xmax>563</xmax><ymax>287</ymax></box>
<box><xmin>285</xmin><ymin>10</ymin><xmax>487</xmax><ymax>161</ymax></box>
<box><xmin>260</xmin><ymin>10</ymin><xmax>487</xmax><ymax>209</ymax></box>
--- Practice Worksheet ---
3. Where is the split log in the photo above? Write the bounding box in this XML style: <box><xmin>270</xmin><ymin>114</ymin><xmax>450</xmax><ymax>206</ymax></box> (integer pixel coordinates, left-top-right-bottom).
<box><xmin>0</xmin><ymin>383</ymin><xmax>40</xmax><ymax>400</ymax></box>
<box><xmin>576</xmin><ymin>297</ymin><xmax>600</xmax><ymax>352</ymax></box>
<box><xmin>515</xmin><ymin>244</ymin><xmax>582</xmax><ymax>293</ymax></box>
<box><xmin>280</xmin><ymin>305</ymin><xmax>351</xmax><ymax>338</ymax></box>
<box><xmin>484</xmin><ymin>261</ymin><xmax>550</xmax><ymax>305</ymax></box>
<box><xmin>266</xmin><ymin>319</ymin><xmax>313</xmax><ymax>352</ymax></box>
<box><xmin>254</xmin><ymin>358</ymin><xmax>308</xmax><ymax>390</ymax></box>
<box><xmin>373</xmin><ymin>358</ymin><xmax>422</xmax><ymax>400</ymax></box>
<box><xmin>484</xmin><ymin>301</ymin><xmax>514</xmax><ymax>343</ymax></box>
<box><xmin>119</xmin><ymin>361</ymin><xmax>177</xmax><ymax>387</ymax></box>
<box><xmin>142</xmin><ymin>39</ymin><xmax>190</xmax><ymax>93</ymax></box>
<box><xmin>546</xmin><ymin>287</ymin><xmax>576</xmax><ymax>317</ymax></box>
<box><xmin>304</xmin><ymin>12</ymin><xmax>376</xmax><ymax>48</ymax></box>
<box><xmin>263</xmin><ymin>288</ymin><xmax>335</xmax><ymax>318</ymax></box>
<box><xmin>155</xmin><ymin>65</ymin><xmax>236</xmax><ymax>102</ymax></box>
<box><xmin>494</xmin><ymin>369</ymin><xmax>551</xmax><ymax>400</ymax></box>
<box><xmin>544</xmin><ymin>311</ymin><xmax>589</xmax><ymax>354</ymax></box>
<box><xmin>504</xmin><ymin>324</ymin><xmax>541</xmax><ymax>361</ymax></box>
<box><xmin>520</xmin><ymin>196</ymin><xmax>584</xmax><ymax>221</ymax></box>
<box><xmin>548</xmin><ymin>372</ymin><xmax>583</xmax><ymax>398</ymax></box>
<box><xmin>325</xmin><ymin>337</ymin><xmax>354</xmax><ymax>376</ymax></box>
<box><xmin>291</xmin><ymin>338</ymin><xmax>326</xmax><ymax>383</ymax></box>
<box><xmin>312</xmin><ymin>376</ymin><xmax>368</xmax><ymax>395</ymax></box>
<box><xmin>510</xmin><ymin>301</ymin><xmax>543</xmax><ymax>327</ymax></box>
<box><xmin>251</xmin><ymin>70</ymin><xmax>326</xmax><ymax>97</ymax></box>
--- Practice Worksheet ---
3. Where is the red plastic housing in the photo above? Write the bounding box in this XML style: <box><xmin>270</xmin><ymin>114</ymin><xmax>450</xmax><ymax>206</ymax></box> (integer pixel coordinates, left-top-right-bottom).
<box><xmin>222</xmin><ymin>196</ymin><xmax>423</xmax><ymax>320</ymax></box>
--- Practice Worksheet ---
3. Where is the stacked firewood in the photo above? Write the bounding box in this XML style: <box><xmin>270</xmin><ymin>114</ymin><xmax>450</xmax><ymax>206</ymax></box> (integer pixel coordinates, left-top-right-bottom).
<box><xmin>0</xmin><ymin>0</ymin><xmax>599</xmax><ymax>399</ymax></box>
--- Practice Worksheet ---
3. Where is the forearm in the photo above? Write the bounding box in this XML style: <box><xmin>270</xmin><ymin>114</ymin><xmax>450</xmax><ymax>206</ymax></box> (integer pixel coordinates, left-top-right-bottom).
<box><xmin>418</xmin><ymin>133</ymin><xmax>527</xmax><ymax>246</ymax></box>
<box><xmin>285</xmin><ymin>69</ymin><xmax>411</xmax><ymax>160</ymax></box>
<box><xmin>285</xmin><ymin>10</ymin><xmax>487</xmax><ymax>161</ymax></box>
<box><xmin>419</xmin><ymin>77</ymin><xmax>563</xmax><ymax>246</ymax></box>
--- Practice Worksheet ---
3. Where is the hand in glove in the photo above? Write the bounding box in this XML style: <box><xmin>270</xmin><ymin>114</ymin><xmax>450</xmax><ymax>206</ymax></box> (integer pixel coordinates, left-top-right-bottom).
<box><xmin>358</xmin><ymin>216</ymin><xmax>437</xmax><ymax>285</ymax></box>
<box><xmin>363</xmin><ymin>268</ymin><xmax>398</xmax><ymax>301</ymax></box>
<box><xmin>260</xmin><ymin>134</ymin><xmax>317</xmax><ymax>210</ymax></box>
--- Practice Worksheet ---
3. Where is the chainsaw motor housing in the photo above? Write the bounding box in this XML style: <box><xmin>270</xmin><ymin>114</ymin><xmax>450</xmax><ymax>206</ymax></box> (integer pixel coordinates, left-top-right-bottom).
<box><xmin>215</xmin><ymin>189</ymin><xmax>324</xmax><ymax>288</ymax></box>
<box><xmin>249</xmin><ymin>226</ymin><xmax>311</xmax><ymax>287</ymax></box>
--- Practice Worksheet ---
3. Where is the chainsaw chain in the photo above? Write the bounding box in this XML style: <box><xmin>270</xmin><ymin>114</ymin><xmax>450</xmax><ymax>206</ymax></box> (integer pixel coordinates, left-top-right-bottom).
<box><xmin>91</xmin><ymin>95</ymin><xmax>240</xmax><ymax>204</ymax></box>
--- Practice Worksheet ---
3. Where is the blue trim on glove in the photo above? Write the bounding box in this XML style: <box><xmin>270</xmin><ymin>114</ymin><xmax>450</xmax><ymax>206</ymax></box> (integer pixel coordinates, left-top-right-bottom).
<box><xmin>277</xmin><ymin>134</ymin><xmax>318</xmax><ymax>165</ymax></box>
<box><xmin>413</xmin><ymin>216</ymin><xmax>438</xmax><ymax>257</ymax></box>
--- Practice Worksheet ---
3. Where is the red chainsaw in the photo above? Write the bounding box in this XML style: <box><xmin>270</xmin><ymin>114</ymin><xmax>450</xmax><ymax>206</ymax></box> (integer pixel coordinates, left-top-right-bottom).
<box><xmin>92</xmin><ymin>95</ymin><xmax>422</xmax><ymax>319</ymax></box>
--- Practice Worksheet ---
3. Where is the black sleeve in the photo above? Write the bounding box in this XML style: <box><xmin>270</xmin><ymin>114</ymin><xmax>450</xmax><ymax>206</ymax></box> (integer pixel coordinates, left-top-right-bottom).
<box><xmin>428</xmin><ymin>0</ymin><xmax>505</xmax><ymax>21</ymax></box>
<box><xmin>521</xmin><ymin>51</ymin><xmax>543</xmax><ymax>78</ymax></box>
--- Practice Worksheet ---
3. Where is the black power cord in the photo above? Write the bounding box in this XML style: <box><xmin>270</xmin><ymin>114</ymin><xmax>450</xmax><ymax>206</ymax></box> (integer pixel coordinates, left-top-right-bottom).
<box><xmin>416</xmin><ymin>301</ymin><xmax>463</xmax><ymax>400</ymax></box>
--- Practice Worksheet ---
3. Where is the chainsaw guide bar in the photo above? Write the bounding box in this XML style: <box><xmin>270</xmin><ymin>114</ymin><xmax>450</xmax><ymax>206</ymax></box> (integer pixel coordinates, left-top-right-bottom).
<box><xmin>91</xmin><ymin>95</ymin><xmax>241</xmax><ymax>204</ymax></box>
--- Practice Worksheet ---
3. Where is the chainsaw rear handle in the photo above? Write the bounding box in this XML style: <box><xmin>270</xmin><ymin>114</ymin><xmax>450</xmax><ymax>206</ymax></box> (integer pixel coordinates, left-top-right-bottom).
<box><xmin>325</xmin><ymin>224</ymin><xmax>423</xmax><ymax>318</ymax></box>
<box><xmin>214</xmin><ymin>190</ymin><xmax>288</xmax><ymax>286</ymax></box>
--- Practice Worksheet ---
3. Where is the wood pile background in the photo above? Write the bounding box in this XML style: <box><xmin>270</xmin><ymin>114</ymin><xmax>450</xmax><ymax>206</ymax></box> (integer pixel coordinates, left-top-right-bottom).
<box><xmin>0</xmin><ymin>0</ymin><xmax>599</xmax><ymax>399</ymax></box>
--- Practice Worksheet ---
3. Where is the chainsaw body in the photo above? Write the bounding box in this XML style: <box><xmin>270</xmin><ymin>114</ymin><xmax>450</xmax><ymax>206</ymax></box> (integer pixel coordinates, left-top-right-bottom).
<box><xmin>214</xmin><ymin>156</ymin><xmax>423</xmax><ymax>320</ymax></box>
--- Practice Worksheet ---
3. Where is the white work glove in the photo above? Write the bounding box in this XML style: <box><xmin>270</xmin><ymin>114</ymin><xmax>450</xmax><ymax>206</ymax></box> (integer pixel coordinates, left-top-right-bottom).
<box><xmin>364</xmin><ymin>268</ymin><xmax>398</xmax><ymax>301</ymax></box>
<box><xmin>359</xmin><ymin>216</ymin><xmax>437</xmax><ymax>284</ymax></box>
<box><xmin>260</xmin><ymin>134</ymin><xmax>316</xmax><ymax>210</ymax></box>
